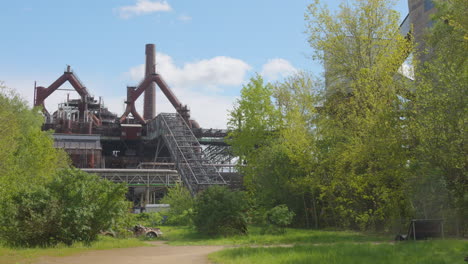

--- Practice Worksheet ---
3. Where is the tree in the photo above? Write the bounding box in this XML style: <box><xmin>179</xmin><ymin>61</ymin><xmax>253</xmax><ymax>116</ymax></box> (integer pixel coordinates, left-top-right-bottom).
<box><xmin>0</xmin><ymin>83</ymin><xmax>69</xmax><ymax>200</ymax></box>
<box><xmin>408</xmin><ymin>0</ymin><xmax>467</xmax><ymax>235</ymax></box>
<box><xmin>227</xmin><ymin>74</ymin><xmax>316</xmax><ymax>228</ymax></box>
<box><xmin>305</xmin><ymin>0</ymin><xmax>413</xmax><ymax>231</ymax></box>
<box><xmin>227</xmin><ymin>75</ymin><xmax>280</xmax><ymax>166</ymax></box>
<box><xmin>274</xmin><ymin>72</ymin><xmax>323</xmax><ymax>228</ymax></box>
<box><xmin>160</xmin><ymin>183</ymin><xmax>194</xmax><ymax>225</ymax></box>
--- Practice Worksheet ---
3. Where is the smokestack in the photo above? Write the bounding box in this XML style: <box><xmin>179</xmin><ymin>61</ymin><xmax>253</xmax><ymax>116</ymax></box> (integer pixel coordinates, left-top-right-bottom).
<box><xmin>143</xmin><ymin>44</ymin><xmax>156</xmax><ymax>120</ymax></box>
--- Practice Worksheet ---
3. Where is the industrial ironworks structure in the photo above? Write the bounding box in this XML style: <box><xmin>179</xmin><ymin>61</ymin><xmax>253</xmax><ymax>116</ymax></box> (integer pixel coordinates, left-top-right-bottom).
<box><xmin>35</xmin><ymin>44</ymin><xmax>239</xmax><ymax>205</ymax></box>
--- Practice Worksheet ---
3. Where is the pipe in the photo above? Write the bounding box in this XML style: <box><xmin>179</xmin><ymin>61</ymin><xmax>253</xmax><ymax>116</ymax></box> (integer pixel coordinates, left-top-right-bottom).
<box><xmin>143</xmin><ymin>44</ymin><xmax>156</xmax><ymax>120</ymax></box>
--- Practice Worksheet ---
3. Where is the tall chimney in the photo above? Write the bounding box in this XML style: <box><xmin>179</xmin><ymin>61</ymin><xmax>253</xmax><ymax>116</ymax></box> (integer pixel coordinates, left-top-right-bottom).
<box><xmin>143</xmin><ymin>44</ymin><xmax>156</xmax><ymax>120</ymax></box>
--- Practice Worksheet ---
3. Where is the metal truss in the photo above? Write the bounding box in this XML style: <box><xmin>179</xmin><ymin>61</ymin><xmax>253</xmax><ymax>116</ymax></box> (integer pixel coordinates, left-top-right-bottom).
<box><xmin>203</xmin><ymin>145</ymin><xmax>234</xmax><ymax>164</ymax></box>
<box><xmin>147</xmin><ymin>113</ymin><xmax>226</xmax><ymax>195</ymax></box>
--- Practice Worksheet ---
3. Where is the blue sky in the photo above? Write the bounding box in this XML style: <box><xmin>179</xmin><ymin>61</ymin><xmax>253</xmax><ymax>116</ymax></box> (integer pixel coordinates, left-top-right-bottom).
<box><xmin>0</xmin><ymin>0</ymin><xmax>409</xmax><ymax>128</ymax></box>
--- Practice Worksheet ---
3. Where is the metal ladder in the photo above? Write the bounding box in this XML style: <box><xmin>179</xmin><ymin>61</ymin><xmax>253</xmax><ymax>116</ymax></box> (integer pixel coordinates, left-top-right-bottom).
<box><xmin>149</xmin><ymin>113</ymin><xmax>226</xmax><ymax>195</ymax></box>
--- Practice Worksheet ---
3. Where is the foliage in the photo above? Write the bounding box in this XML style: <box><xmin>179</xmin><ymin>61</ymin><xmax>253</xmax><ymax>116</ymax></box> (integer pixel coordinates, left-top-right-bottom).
<box><xmin>0</xmin><ymin>169</ymin><xmax>128</xmax><ymax>247</ymax></box>
<box><xmin>262</xmin><ymin>205</ymin><xmax>296</xmax><ymax>234</ymax></box>
<box><xmin>0</xmin><ymin>83</ymin><xmax>69</xmax><ymax>200</ymax></box>
<box><xmin>265</xmin><ymin>205</ymin><xmax>295</xmax><ymax>234</ymax></box>
<box><xmin>305</xmin><ymin>0</ymin><xmax>413</xmax><ymax>231</ymax></box>
<box><xmin>407</xmin><ymin>0</ymin><xmax>468</xmax><ymax>235</ymax></box>
<box><xmin>228</xmin><ymin>0</ymin><xmax>417</xmax><ymax>231</ymax></box>
<box><xmin>160</xmin><ymin>183</ymin><xmax>194</xmax><ymax>225</ymax></box>
<box><xmin>228</xmin><ymin>73</ymin><xmax>322</xmax><ymax>229</ymax></box>
<box><xmin>193</xmin><ymin>186</ymin><xmax>248</xmax><ymax>236</ymax></box>
<box><xmin>227</xmin><ymin>74</ymin><xmax>280</xmax><ymax>166</ymax></box>
<box><xmin>136</xmin><ymin>212</ymin><xmax>164</xmax><ymax>227</ymax></box>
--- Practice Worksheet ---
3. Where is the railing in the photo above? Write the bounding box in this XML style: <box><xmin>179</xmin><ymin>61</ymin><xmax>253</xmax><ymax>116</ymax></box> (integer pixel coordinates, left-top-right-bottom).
<box><xmin>82</xmin><ymin>168</ymin><xmax>180</xmax><ymax>186</ymax></box>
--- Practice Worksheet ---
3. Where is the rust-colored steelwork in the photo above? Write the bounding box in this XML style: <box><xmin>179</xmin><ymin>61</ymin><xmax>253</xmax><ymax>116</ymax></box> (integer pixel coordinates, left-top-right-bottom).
<box><xmin>120</xmin><ymin>44</ymin><xmax>199</xmax><ymax>128</ymax></box>
<box><xmin>34</xmin><ymin>66</ymin><xmax>101</xmax><ymax>126</ymax></box>
<box><xmin>120</xmin><ymin>70</ymin><xmax>198</xmax><ymax>127</ymax></box>
<box><xmin>35</xmin><ymin>43</ymin><xmax>231</xmax><ymax>202</ymax></box>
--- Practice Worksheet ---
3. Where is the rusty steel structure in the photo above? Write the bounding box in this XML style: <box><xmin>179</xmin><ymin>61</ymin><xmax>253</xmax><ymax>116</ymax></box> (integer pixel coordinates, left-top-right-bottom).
<box><xmin>35</xmin><ymin>44</ymin><xmax>240</xmax><ymax>205</ymax></box>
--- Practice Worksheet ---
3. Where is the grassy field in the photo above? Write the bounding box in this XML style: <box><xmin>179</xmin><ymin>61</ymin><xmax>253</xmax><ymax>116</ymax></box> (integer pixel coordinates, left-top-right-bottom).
<box><xmin>2</xmin><ymin>226</ymin><xmax>464</xmax><ymax>264</ymax></box>
<box><xmin>209</xmin><ymin>239</ymin><xmax>468</xmax><ymax>264</ymax></box>
<box><xmin>0</xmin><ymin>236</ymin><xmax>148</xmax><ymax>264</ymax></box>
<box><xmin>161</xmin><ymin>226</ymin><xmax>388</xmax><ymax>246</ymax></box>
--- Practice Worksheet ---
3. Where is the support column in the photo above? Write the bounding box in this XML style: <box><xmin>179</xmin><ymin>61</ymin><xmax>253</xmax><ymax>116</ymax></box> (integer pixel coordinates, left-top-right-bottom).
<box><xmin>145</xmin><ymin>187</ymin><xmax>150</xmax><ymax>206</ymax></box>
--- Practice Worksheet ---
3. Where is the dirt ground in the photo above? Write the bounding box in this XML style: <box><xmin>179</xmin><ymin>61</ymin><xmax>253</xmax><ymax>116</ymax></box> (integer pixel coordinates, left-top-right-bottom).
<box><xmin>34</xmin><ymin>241</ymin><xmax>225</xmax><ymax>264</ymax></box>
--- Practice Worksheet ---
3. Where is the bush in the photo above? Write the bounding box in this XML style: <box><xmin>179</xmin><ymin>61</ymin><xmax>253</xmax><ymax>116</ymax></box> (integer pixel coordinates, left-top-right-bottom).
<box><xmin>263</xmin><ymin>205</ymin><xmax>295</xmax><ymax>234</ymax></box>
<box><xmin>160</xmin><ymin>183</ymin><xmax>194</xmax><ymax>225</ymax></box>
<box><xmin>0</xmin><ymin>168</ymin><xmax>128</xmax><ymax>247</ymax></box>
<box><xmin>193</xmin><ymin>186</ymin><xmax>248</xmax><ymax>236</ymax></box>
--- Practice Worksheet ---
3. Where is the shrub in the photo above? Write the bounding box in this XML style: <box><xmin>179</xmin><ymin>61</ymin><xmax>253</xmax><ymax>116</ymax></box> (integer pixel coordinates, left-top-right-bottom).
<box><xmin>193</xmin><ymin>186</ymin><xmax>248</xmax><ymax>236</ymax></box>
<box><xmin>264</xmin><ymin>205</ymin><xmax>295</xmax><ymax>234</ymax></box>
<box><xmin>0</xmin><ymin>168</ymin><xmax>128</xmax><ymax>247</ymax></box>
<box><xmin>160</xmin><ymin>183</ymin><xmax>194</xmax><ymax>225</ymax></box>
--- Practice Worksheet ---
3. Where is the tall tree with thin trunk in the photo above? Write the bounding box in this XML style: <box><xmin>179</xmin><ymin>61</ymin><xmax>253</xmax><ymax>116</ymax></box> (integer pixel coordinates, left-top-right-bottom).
<box><xmin>305</xmin><ymin>0</ymin><xmax>413</xmax><ymax>230</ymax></box>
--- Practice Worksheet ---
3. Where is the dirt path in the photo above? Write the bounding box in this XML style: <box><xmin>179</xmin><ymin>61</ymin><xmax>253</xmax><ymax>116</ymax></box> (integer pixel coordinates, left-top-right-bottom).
<box><xmin>34</xmin><ymin>242</ymin><xmax>226</xmax><ymax>264</ymax></box>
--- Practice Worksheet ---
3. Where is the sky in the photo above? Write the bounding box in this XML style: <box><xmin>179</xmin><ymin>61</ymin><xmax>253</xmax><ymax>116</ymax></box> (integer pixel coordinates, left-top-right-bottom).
<box><xmin>0</xmin><ymin>0</ymin><xmax>409</xmax><ymax>128</ymax></box>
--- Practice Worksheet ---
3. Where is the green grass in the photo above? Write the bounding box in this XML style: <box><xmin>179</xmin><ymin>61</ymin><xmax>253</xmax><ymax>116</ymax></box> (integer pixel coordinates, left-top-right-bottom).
<box><xmin>0</xmin><ymin>236</ymin><xmax>149</xmax><ymax>264</ymax></box>
<box><xmin>209</xmin><ymin>240</ymin><xmax>468</xmax><ymax>264</ymax></box>
<box><xmin>161</xmin><ymin>226</ymin><xmax>388</xmax><ymax>246</ymax></box>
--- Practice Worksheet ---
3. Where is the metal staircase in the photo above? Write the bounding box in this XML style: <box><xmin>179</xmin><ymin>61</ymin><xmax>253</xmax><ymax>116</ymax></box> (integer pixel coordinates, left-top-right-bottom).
<box><xmin>147</xmin><ymin>113</ymin><xmax>226</xmax><ymax>195</ymax></box>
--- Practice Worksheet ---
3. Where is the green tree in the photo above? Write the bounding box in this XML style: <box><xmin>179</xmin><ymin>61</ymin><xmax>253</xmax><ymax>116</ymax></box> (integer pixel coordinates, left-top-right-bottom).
<box><xmin>0</xmin><ymin>83</ymin><xmax>69</xmax><ymax>199</ymax></box>
<box><xmin>227</xmin><ymin>75</ymin><xmax>280</xmax><ymax>166</ymax></box>
<box><xmin>160</xmin><ymin>183</ymin><xmax>194</xmax><ymax>225</ymax></box>
<box><xmin>274</xmin><ymin>73</ymin><xmax>323</xmax><ymax>228</ymax></box>
<box><xmin>408</xmin><ymin>0</ymin><xmax>467</xmax><ymax>235</ymax></box>
<box><xmin>305</xmin><ymin>0</ymin><xmax>413</xmax><ymax>231</ymax></box>
<box><xmin>227</xmin><ymin>74</ymin><xmax>314</xmax><ymax>228</ymax></box>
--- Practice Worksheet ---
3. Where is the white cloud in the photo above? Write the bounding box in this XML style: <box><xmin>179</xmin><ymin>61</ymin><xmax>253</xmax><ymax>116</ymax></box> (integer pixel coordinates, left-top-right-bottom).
<box><xmin>177</xmin><ymin>14</ymin><xmax>192</xmax><ymax>22</ymax></box>
<box><xmin>117</xmin><ymin>0</ymin><xmax>172</xmax><ymax>19</ymax></box>
<box><xmin>128</xmin><ymin>53</ymin><xmax>251</xmax><ymax>91</ymax></box>
<box><xmin>261</xmin><ymin>58</ymin><xmax>297</xmax><ymax>81</ymax></box>
<box><xmin>150</xmin><ymin>90</ymin><xmax>235</xmax><ymax>129</ymax></box>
